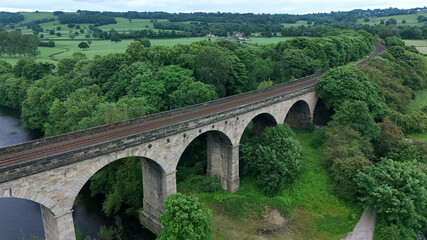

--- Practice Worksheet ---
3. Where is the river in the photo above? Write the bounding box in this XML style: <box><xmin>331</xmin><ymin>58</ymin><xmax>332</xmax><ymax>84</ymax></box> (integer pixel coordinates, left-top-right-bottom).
<box><xmin>0</xmin><ymin>106</ymin><xmax>156</xmax><ymax>240</ymax></box>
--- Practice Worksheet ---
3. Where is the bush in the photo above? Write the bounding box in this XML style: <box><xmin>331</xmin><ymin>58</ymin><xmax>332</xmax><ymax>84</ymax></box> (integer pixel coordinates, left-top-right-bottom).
<box><xmin>240</xmin><ymin>124</ymin><xmax>302</xmax><ymax>196</ymax></box>
<box><xmin>159</xmin><ymin>193</ymin><xmax>212</xmax><ymax>240</ymax></box>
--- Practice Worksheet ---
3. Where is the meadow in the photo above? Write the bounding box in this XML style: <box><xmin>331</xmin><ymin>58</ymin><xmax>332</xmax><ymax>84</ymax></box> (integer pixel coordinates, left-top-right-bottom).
<box><xmin>404</xmin><ymin>39</ymin><xmax>427</xmax><ymax>55</ymax></box>
<box><xmin>355</xmin><ymin>12</ymin><xmax>427</xmax><ymax>27</ymax></box>
<box><xmin>282</xmin><ymin>20</ymin><xmax>309</xmax><ymax>28</ymax></box>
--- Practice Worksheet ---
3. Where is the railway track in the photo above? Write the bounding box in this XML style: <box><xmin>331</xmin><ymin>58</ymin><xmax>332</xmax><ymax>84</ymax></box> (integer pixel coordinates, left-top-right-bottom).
<box><xmin>357</xmin><ymin>42</ymin><xmax>386</xmax><ymax>65</ymax></box>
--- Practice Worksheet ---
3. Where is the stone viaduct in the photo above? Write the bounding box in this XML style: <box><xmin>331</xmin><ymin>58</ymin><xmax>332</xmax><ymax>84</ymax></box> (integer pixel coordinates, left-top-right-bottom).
<box><xmin>0</xmin><ymin>71</ymin><xmax>321</xmax><ymax>240</ymax></box>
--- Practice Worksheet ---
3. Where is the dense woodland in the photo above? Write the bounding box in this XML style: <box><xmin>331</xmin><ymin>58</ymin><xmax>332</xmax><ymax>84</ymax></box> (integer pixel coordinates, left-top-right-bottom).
<box><xmin>0</xmin><ymin>7</ymin><xmax>427</xmax><ymax>240</ymax></box>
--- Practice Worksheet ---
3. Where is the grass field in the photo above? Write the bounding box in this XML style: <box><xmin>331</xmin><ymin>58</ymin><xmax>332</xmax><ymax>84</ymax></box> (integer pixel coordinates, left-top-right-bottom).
<box><xmin>0</xmin><ymin>37</ymin><xmax>209</xmax><ymax>64</ymax></box>
<box><xmin>356</xmin><ymin>12</ymin><xmax>427</xmax><ymax>27</ymax></box>
<box><xmin>18</xmin><ymin>11</ymin><xmax>55</xmax><ymax>24</ymax></box>
<box><xmin>178</xmin><ymin>129</ymin><xmax>361</xmax><ymax>239</ymax></box>
<box><xmin>247</xmin><ymin>37</ymin><xmax>293</xmax><ymax>45</ymax></box>
<box><xmin>15</xmin><ymin>12</ymin><xmax>171</xmax><ymax>41</ymax></box>
<box><xmin>282</xmin><ymin>20</ymin><xmax>309</xmax><ymax>28</ymax></box>
<box><xmin>404</xmin><ymin>39</ymin><xmax>427</xmax><ymax>55</ymax></box>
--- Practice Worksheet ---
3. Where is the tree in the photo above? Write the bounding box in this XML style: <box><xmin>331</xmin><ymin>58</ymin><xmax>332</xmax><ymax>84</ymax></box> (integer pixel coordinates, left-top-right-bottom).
<box><xmin>355</xmin><ymin>159</ymin><xmax>427</xmax><ymax>238</ymax></box>
<box><xmin>78</xmin><ymin>41</ymin><xmax>89</xmax><ymax>50</ymax></box>
<box><xmin>373</xmin><ymin>119</ymin><xmax>404</xmax><ymax>158</ymax></box>
<box><xmin>69</xmin><ymin>33</ymin><xmax>76</xmax><ymax>40</ymax></box>
<box><xmin>331</xmin><ymin>100</ymin><xmax>380</xmax><ymax>140</ymax></box>
<box><xmin>89</xmin><ymin>157</ymin><xmax>143</xmax><ymax>216</ymax></box>
<box><xmin>317</xmin><ymin>66</ymin><xmax>388</xmax><ymax>120</ymax></box>
<box><xmin>169</xmin><ymin>81</ymin><xmax>218</xmax><ymax>109</ymax></box>
<box><xmin>240</xmin><ymin>124</ymin><xmax>302</xmax><ymax>196</ymax></box>
<box><xmin>158</xmin><ymin>193</ymin><xmax>212</xmax><ymax>240</ymax></box>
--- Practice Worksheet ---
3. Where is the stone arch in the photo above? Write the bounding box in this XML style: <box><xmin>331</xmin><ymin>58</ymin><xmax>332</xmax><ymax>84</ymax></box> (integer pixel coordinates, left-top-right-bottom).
<box><xmin>175</xmin><ymin>130</ymin><xmax>239</xmax><ymax>193</ymax></box>
<box><xmin>0</xmin><ymin>187</ymin><xmax>58</xmax><ymax>214</ymax></box>
<box><xmin>313</xmin><ymin>98</ymin><xmax>334</xmax><ymax>126</ymax></box>
<box><xmin>242</xmin><ymin>113</ymin><xmax>278</xmax><ymax>142</ymax></box>
<box><xmin>0</xmin><ymin>197</ymin><xmax>45</xmax><ymax>238</ymax></box>
<box><xmin>285</xmin><ymin>100</ymin><xmax>311</xmax><ymax>128</ymax></box>
<box><xmin>0</xmin><ymin>193</ymin><xmax>71</xmax><ymax>240</ymax></box>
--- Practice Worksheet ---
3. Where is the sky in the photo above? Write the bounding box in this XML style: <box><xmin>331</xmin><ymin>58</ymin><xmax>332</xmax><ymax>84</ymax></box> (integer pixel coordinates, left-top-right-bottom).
<box><xmin>0</xmin><ymin>0</ymin><xmax>425</xmax><ymax>14</ymax></box>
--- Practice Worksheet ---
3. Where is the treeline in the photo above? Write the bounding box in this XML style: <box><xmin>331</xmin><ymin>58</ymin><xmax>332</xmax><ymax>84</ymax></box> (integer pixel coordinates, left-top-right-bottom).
<box><xmin>0</xmin><ymin>12</ymin><xmax>24</xmax><ymax>25</ymax></box>
<box><xmin>153</xmin><ymin>21</ymin><xmax>282</xmax><ymax>37</ymax></box>
<box><xmin>0</xmin><ymin>30</ymin><xmax>39</xmax><ymax>57</ymax></box>
<box><xmin>281</xmin><ymin>22</ymin><xmax>427</xmax><ymax>39</ymax></box>
<box><xmin>58</xmin><ymin>12</ymin><xmax>117</xmax><ymax>26</ymax></box>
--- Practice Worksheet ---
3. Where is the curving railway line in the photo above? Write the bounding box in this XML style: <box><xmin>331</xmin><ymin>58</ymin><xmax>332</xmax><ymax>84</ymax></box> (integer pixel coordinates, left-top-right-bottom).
<box><xmin>0</xmin><ymin>43</ymin><xmax>386</xmax><ymax>170</ymax></box>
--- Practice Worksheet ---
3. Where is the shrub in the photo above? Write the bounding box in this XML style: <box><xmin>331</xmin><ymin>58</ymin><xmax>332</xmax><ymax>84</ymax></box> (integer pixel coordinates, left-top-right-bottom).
<box><xmin>159</xmin><ymin>193</ymin><xmax>212</xmax><ymax>240</ymax></box>
<box><xmin>240</xmin><ymin>124</ymin><xmax>302</xmax><ymax>196</ymax></box>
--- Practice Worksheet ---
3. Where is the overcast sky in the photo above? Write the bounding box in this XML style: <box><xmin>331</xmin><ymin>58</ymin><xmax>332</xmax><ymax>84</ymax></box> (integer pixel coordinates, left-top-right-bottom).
<box><xmin>0</xmin><ymin>0</ymin><xmax>425</xmax><ymax>14</ymax></box>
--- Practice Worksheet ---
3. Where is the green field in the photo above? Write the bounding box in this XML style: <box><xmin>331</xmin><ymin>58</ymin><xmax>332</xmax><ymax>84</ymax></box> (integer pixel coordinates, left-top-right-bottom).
<box><xmin>356</xmin><ymin>12</ymin><xmax>427</xmax><ymax>26</ymax></box>
<box><xmin>247</xmin><ymin>37</ymin><xmax>293</xmax><ymax>45</ymax></box>
<box><xmin>404</xmin><ymin>39</ymin><xmax>427</xmax><ymax>55</ymax></box>
<box><xmin>282</xmin><ymin>20</ymin><xmax>309</xmax><ymax>28</ymax></box>
<box><xmin>98</xmin><ymin>17</ymin><xmax>168</xmax><ymax>33</ymax></box>
<box><xmin>0</xmin><ymin>37</ymin><xmax>209</xmax><ymax>64</ymax></box>
<box><xmin>18</xmin><ymin>11</ymin><xmax>55</xmax><ymax>24</ymax></box>
<box><xmin>14</xmin><ymin>12</ymin><xmax>171</xmax><ymax>41</ymax></box>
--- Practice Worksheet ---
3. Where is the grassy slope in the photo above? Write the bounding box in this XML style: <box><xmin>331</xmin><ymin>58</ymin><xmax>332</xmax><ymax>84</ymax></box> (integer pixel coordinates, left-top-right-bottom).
<box><xmin>404</xmin><ymin>40</ymin><xmax>427</xmax><ymax>55</ymax></box>
<box><xmin>406</xmin><ymin>88</ymin><xmax>427</xmax><ymax>140</ymax></box>
<box><xmin>178</xmin><ymin>129</ymin><xmax>361</xmax><ymax>240</ymax></box>
<box><xmin>356</xmin><ymin>12</ymin><xmax>427</xmax><ymax>26</ymax></box>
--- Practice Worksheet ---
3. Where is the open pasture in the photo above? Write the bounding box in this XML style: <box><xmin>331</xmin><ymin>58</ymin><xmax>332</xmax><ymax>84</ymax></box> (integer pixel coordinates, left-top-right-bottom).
<box><xmin>404</xmin><ymin>39</ymin><xmax>427</xmax><ymax>55</ymax></box>
<box><xmin>356</xmin><ymin>12</ymin><xmax>427</xmax><ymax>27</ymax></box>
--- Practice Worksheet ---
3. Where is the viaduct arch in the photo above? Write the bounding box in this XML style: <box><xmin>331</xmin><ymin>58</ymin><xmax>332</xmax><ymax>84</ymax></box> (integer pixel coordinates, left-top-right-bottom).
<box><xmin>0</xmin><ymin>71</ymin><xmax>320</xmax><ymax>239</ymax></box>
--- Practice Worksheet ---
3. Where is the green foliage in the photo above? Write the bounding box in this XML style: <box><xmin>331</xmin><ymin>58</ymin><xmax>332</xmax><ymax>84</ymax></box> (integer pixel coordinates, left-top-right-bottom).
<box><xmin>373</xmin><ymin>119</ymin><xmax>404</xmax><ymax>158</ymax></box>
<box><xmin>240</xmin><ymin>124</ymin><xmax>301</xmax><ymax>196</ymax></box>
<box><xmin>78</xmin><ymin>97</ymin><xmax>157</xmax><ymax>130</ymax></box>
<box><xmin>12</xmin><ymin>58</ymin><xmax>55</xmax><ymax>81</ymax></box>
<box><xmin>356</xmin><ymin>159</ymin><xmax>427</xmax><ymax>237</ymax></box>
<box><xmin>318</xmin><ymin>66</ymin><xmax>388</xmax><ymax>120</ymax></box>
<box><xmin>389</xmin><ymin>110</ymin><xmax>427</xmax><ymax>134</ymax></box>
<box><xmin>323</xmin><ymin>124</ymin><xmax>374</xmax><ymax>200</ymax></box>
<box><xmin>273</xmin><ymin>48</ymin><xmax>321</xmax><ymax>83</ymax></box>
<box><xmin>384</xmin><ymin>36</ymin><xmax>405</xmax><ymax>47</ymax></box>
<box><xmin>78</xmin><ymin>41</ymin><xmax>89</xmax><ymax>50</ymax></box>
<box><xmin>169</xmin><ymin>81</ymin><xmax>218</xmax><ymax>109</ymax></box>
<box><xmin>0</xmin><ymin>73</ymin><xmax>29</xmax><ymax>109</ymax></box>
<box><xmin>183</xmin><ymin>176</ymin><xmax>222</xmax><ymax>193</ymax></box>
<box><xmin>359</xmin><ymin>60</ymin><xmax>414</xmax><ymax>113</ymax></box>
<box><xmin>159</xmin><ymin>193</ymin><xmax>212</xmax><ymax>240</ymax></box>
<box><xmin>89</xmin><ymin>157</ymin><xmax>142</xmax><ymax>216</ymax></box>
<box><xmin>331</xmin><ymin>100</ymin><xmax>380</xmax><ymax>140</ymax></box>
<box><xmin>256</xmin><ymin>79</ymin><xmax>273</xmax><ymax>89</ymax></box>
<box><xmin>44</xmin><ymin>85</ymin><xmax>103</xmax><ymax>136</ymax></box>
